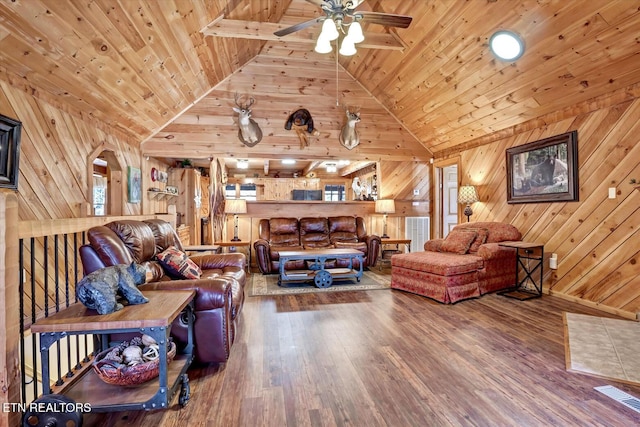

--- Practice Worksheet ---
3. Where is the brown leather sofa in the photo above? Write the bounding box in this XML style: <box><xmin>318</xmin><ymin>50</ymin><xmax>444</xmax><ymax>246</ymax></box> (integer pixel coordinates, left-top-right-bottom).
<box><xmin>253</xmin><ymin>216</ymin><xmax>381</xmax><ymax>274</ymax></box>
<box><xmin>79</xmin><ymin>219</ymin><xmax>245</xmax><ymax>364</ymax></box>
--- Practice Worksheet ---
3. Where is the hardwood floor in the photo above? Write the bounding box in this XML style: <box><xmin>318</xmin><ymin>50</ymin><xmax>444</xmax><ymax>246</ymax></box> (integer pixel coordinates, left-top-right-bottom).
<box><xmin>85</xmin><ymin>284</ymin><xmax>640</xmax><ymax>426</ymax></box>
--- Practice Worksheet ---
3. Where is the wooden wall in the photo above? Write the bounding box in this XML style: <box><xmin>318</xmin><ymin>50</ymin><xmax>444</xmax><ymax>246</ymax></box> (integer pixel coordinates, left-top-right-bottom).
<box><xmin>0</xmin><ymin>79</ymin><xmax>170</xmax><ymax>221</ymax></box>
<box><xmin>448</xmin><ymin>98</ymin><xmax>640</xmax><ymax>319</ymax></box>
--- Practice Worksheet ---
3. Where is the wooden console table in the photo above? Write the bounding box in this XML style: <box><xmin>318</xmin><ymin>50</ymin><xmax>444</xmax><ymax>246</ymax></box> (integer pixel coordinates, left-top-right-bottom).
<box><xmin>498</xmin><ymin>241</ymin><xmax>544</xmax><ymax>300</ymax></box>
<box><xmin>31</xmin><ymin>290</ymin><xmax>195</xmax><ymax>415</ymax></box>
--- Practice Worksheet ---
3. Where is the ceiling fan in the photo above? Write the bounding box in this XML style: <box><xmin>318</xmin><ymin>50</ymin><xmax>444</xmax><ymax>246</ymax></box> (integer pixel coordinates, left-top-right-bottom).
<box><xmin>274</xmin><ymin>0</ymin><xmax>412</xmax><ymax>55</ymax></box>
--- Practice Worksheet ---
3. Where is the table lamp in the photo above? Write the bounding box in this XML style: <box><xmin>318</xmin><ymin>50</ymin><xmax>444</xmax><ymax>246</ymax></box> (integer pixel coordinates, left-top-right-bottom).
<box><xmin>225</xmin><ymin>199</ymin><xmax>247</xmax><ymax>241</ymax></box>
<box><xmin>458</xmin><ymin>185</ymin><xmax>479</xmax><ymax>222</ymax></box>
<box><xmin>375</xmin><ymin>199</ymin><xmax>395</xmax><ymax>238</ymax></box>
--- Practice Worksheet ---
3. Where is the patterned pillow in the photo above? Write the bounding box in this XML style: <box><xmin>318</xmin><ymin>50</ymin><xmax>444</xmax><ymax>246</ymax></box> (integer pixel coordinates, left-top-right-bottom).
<box><xmin>440</xmin><ymin>229</ymin><xmax>478</xmax><ymax>254</ymax></box>
<box><xmin>156</xmin><ymin>246</ymin><xmax>202</xmax><ymax>280</ymax></box>
<box><xmin>467</xmin><ymin>228</ymin><xmax>490</xmax><ymax>253</ymax></box>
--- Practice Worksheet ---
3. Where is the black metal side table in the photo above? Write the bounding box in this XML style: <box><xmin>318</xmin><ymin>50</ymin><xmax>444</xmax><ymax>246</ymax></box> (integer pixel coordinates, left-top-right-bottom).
<box><xmin>498</xmin><ymin>241</ymin><xmax>544</xmax><ymax>300</ymax></box>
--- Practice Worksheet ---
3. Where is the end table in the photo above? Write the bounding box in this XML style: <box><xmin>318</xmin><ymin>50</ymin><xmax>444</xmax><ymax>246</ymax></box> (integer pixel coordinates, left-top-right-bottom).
<box><xmin>498</xmin><ymin>241</ymin><xmax>544</xmax><ymax>300</ymax></box>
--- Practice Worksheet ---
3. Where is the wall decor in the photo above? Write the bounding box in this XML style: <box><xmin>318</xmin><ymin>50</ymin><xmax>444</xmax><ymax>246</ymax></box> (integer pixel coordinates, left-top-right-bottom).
<box><xmin>285</xmin><ymin>108</ymin><xmax>320</xmax><ymax>149</ymax></box>
<box><xmin>233</xmin><ymin>93</ymin><xmax>262</xmax><ymax>147</ymax></box>
<box><xmin>506</xmin><ymin>130</ymin><xmax>578</xmax><ymax>203</ymax></box>
<box><xmin>0</xmin><ymin>113</ymin><xmax>22</xmax><ymax>190</ymax></box>
<box><xmin>127</xmin><ymin>166</ymin><xmax>142</xmax><ymax>203</ymax></box>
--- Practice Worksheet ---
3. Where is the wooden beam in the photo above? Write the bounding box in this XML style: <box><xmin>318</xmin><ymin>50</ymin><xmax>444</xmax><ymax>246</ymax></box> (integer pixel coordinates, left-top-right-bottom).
<box><xmin>303</xmin><ymin>160</ymin><xmax>323</xmax><ymax>176</ymax></box>
<box><xmin>200</xmin><ymin>19</ymin><xmax>405</xmax><ymax>51</ymax></box>
<box><xmin>339</xmin><ymin>161</ymin><xmax>376</xmax><ymax>176</ymax></box>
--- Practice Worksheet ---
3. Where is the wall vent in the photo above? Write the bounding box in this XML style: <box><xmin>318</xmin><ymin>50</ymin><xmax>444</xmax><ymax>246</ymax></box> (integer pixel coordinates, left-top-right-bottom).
<box><xmin>405</xmin><ymin>217</ymin><xmax>430</xmax><ymax>252</ymax></box>
<box><xmin>595</xmin><ymin>385</ymin><xmax>640</xmax><ymax>414</ymax></box>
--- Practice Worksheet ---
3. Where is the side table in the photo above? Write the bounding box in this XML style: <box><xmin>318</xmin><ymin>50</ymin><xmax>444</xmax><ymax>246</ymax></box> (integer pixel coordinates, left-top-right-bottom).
<box><xmin>30</xmin><ymin>290</ymin><xmax>195</xmax><ymax>416</ymax></box>
<box><xmin>215</xmin><ymin>241</ymin><xmax>251</xmax><ymax>273</ymax></box>
<box><xmin>498</xmin><ymin>241</ymin><xmax>544</xmax><ymax>300</ymax></box>
<box><xmin>379</xmin><ymin>238</ymin><xmax>411</xmax><ymax>270</ymax></box>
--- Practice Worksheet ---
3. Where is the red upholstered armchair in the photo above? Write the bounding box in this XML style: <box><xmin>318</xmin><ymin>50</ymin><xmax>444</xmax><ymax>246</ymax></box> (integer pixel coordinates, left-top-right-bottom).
<box><xmin>391</xmin><ymin>222</ymin><xmax>522</xmax><ymax>303</ymax></box>
<box><xmin>253</xmin><ymin>216</ymin><xmax>381</xmax><ymax>274</ymax></box>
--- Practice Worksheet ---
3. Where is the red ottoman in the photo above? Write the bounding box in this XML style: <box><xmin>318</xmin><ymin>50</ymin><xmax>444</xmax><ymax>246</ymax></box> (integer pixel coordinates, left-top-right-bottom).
<box><xmin>391</xmin><ymin>252</ymin><xmax>483</xmax><ymax>303</ymax></box>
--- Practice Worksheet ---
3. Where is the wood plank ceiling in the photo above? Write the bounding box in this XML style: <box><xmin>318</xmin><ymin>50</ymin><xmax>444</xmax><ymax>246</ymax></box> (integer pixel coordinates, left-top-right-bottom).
<box><xmin>2</xmin><ymin>0</ymin><xmax>640</xmax><ymax>164</ymax></box>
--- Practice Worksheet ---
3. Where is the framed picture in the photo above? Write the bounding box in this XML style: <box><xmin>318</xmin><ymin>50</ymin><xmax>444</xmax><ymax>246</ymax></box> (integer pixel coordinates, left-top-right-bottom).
<box><xmin>506</xmin><ymin>130</ymin><xmax>578</xmax><ymax>203</ymax></box>
<box><xmin>127</xmin><ymin>166</ymin><xmax>141</xmax><ymax>203</ymax></box>
<box><xmin>0</xmin><ymin>113</ymin><xmax>22</xmax><ymax>190</ymax></box>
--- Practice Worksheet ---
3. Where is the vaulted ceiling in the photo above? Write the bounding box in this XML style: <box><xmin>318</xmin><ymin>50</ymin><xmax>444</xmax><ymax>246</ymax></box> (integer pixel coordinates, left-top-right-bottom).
<box><xmin>2</xmin><ymin>0</ymin><xmax>640</xmax><ymax>165</ymax></box>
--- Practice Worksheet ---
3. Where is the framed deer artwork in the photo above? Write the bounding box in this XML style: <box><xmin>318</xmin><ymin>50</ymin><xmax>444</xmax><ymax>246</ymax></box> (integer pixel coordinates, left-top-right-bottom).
<box><xmin>506</xmin><ymin>130</ymin><xmax>579</xmax><ymax>204</ymax></box>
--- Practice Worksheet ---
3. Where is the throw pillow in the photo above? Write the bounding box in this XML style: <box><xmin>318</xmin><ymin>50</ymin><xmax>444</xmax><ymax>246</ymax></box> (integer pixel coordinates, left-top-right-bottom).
<box><xmin>440</xmin><ymin>229</ymin><xmax>478</xmax><ymax>254</ymax></box>
<box><xmin>467</xmin><ymin>227</ymin><xmax>490</xmax><ymax>253</ymax></box>
<box><xmin>156</xmin><ymin>246</ymin><xmax>202</xmax><ymax>280</ymax></box>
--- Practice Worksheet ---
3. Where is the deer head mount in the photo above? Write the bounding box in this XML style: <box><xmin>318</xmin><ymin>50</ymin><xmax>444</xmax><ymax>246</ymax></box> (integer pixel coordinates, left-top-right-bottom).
<box><xmin>339</xmin><ymin>107</ymin><xmax>361</xmax><ymax>150</ymax></box>
<box><xmin>233</xmin><ymin>93</ymin><xmax>263</xmax><ymax>147</ymax></box>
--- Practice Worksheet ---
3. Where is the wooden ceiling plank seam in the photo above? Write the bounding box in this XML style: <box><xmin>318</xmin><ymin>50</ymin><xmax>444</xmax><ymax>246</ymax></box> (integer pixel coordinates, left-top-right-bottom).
<box><xmin>349</xmin><ymin>0</ymin><xmax>472</xmax><ymax>92</ymax></box>
<box><xmin>395</xmin><ymin>2</ymin><xmax>616</xmax><ymax>130</ymax></box>
<box><xmin>373</xmin><ymin>0</ymin><xmax>527</xmax><ymax>104</ymax></box>
<box><xmin>101</xmin><ymin>1</ymin><xmax>199</xmax><ymax>116</ymax></box>
<box><xmin>40</xmin><ymin>0</ymin><xmax>182</xmax><ymax>125</ymax></box>
<box><xmin>338</xmin><ymin>64</ymin><xmax>431</xmax><ymax>157</ymax></box>
<box><xmin>140</xmin><ymin>54</ymin><xmax>262</xmax><ymax>147</ymax></box>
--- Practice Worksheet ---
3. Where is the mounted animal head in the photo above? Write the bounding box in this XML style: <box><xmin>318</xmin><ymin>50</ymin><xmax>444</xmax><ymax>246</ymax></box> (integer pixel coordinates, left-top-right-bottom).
<box><xmin>233</xmin><ymin>92</ymin><xmax>263</xmax><ymax>147</ymax></box>
<box><xmin>339</xmin><ymin>107</ymin><xmax>361</xmax><ymax>150</ymax></box>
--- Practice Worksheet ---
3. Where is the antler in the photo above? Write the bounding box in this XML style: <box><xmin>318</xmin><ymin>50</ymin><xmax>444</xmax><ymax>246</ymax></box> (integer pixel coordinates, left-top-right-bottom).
<box><xmin>234</xmin><ymin>92</ymin><xmax>255</xmax><ymax>109</ymax></box>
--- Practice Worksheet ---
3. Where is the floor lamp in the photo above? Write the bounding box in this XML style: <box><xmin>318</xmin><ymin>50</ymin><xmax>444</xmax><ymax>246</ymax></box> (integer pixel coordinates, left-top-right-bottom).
<box><xmin>225</xmin><ymin>199</ymin><xmax>247</xmax><ymax>242</ymax></box>
<box><xmin>458</xmin><ymin>185</ymin><xmax>479</xmax><ymax>222</ymax></box>
<box><xmin>375</xmin><ymin>199</ymin><xmax>395</xmax><ymax>238</ymax></box>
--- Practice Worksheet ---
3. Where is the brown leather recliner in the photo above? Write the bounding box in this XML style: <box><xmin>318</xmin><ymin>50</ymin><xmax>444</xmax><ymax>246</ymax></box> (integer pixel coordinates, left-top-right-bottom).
<box><xmin>253</xmin><ymin>216</ymin><xmax>381</xmax><ymax>274</ymax></box>
<box><xmin>79</xmin><ymin>219</ymin><xmax>245</xmax><ymax>364</ymax></box>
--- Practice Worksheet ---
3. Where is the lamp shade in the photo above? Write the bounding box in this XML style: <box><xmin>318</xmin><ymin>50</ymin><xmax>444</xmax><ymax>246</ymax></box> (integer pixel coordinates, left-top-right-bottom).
<box><xmin>339</xmin><ymin>38</ymin><xmax>357</xmax><ymax>56</ymax></box>
<box><xmin>224</xmin><ymin>199</ymin><xmax>247</xmax><ymax>214</ymax></box>
<box><xmin>347</xmin><ymin>21</ymin><xmax>364</xmax><ymax>44</ymax></box>
<box><xmin>375</xmin><ymin>199</ymin><xmax>396</xmax><ymax>214</ymax></box>
<box><xmin>458</xmin><ymin>185</ymin><xmax>479</xmax><ymax>204</ymax></box>
<box><xmin>320</xmin><ymin>18</ymin><xmax>339</xmax><ymax>41</ymax></box>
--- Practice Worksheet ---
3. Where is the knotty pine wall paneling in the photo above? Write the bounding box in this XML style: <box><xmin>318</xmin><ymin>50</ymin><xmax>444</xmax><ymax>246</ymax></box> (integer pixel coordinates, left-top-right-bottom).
<box><xmin>448</xmin><ymin>98</ymin><xmax>640</xmax><ymax>319</ymax></box>
<box><xmin>0</xmin><ymin>80</ymin><xmax>149</xmax><ymax>221</ymax></box>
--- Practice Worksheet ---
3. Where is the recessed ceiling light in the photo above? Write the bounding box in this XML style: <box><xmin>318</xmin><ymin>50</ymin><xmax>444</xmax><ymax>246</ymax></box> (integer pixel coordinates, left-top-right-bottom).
<box><xmin>282</xmin><ymin>159</ymin><xmax>296</xmax><ymax>165</ymax></box>
<box><xmin>237</xmin><ymin>159</ymin><xmax>249</xmax><ymax>169</ymax></box>
<box><xmin>489</xmin><ymin>30</ymin><xmax>524</xmax><ymax>61</ymax></box>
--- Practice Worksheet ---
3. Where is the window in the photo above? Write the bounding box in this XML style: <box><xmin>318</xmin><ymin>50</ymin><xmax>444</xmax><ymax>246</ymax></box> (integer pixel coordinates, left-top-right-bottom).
<box><xmin>93</xmin><ymin>175</ymin><xmax>107</xmax><ymax>215</ymax></box>
<box><xmin>225</xmin><ymin>184</ymin><xmax>237</xmax><ymax>199</ymax></box>
<box><xmin>324</xmin><ymin>184</ymin><xmax>345</xmax><ymax>201</ymax></box>
<box><xmin>239</xmin><ymin>184</ymin><xmax>257</xmax><ymax>200</ymax></box>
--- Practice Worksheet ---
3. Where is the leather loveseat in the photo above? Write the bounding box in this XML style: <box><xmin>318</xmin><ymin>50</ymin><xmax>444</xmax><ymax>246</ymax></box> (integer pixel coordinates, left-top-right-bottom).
<box><xmin>253</xmin><ymin>216</ymin><xmax>381</xmax><ymax>274</ymax></box>
<box><xmin>391</xmin><ymin>222</ymin><xmax>521</xmax><ymax>303</ymax></box>
<box><xmin>79</xmin><ymin>219</ymin><xmax>245</xmax><ymax>364</ymax></box>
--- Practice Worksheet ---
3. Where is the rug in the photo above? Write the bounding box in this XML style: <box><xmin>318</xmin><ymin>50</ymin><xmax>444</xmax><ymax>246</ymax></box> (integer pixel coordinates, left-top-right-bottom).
<box><xmin>563</xmin><ymin>312</ymin><xmax>640</xmax><ymax>386</ymax></box>
<box><xmin>249</xmin><ymin>269</ymin><xmax>391</xmax><ymax>296</ymax></box>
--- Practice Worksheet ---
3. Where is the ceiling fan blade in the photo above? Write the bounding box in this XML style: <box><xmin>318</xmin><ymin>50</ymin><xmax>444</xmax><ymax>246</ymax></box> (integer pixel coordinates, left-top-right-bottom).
<box><xmin>274</xmin><ymin>17</ymin><xmax>323</xmax><ymax>37</ymax></box>
<box><xmin>356</xmin><ymin>11</ymin><xmax>413</xmax><ymax>29</ymax></box>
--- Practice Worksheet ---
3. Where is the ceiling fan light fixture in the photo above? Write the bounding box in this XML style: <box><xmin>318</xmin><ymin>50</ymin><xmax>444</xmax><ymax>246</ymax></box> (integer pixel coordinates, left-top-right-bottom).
<box><xmin>489</xmin><ymin>30</ymin><xmax>524</xmax><ymax>61</ymax></box>
<box><xmin>339</xmin><ymin>38</ymin><xmax>357</xmax><ymax>56</ymax></box>
<box><xmin>347</xmin><ymin>21</ymin><xmax>364</xmax><ymax>43</ymax></box>
<box><xmin>320</xmin><ymin>18</ymin><xmax>339</xmax><ymax>41</ymax></box>
<box><xmin>314</xmin><ymin>37</ymin><xmax>333</xmax><ymax>54</ymax></box>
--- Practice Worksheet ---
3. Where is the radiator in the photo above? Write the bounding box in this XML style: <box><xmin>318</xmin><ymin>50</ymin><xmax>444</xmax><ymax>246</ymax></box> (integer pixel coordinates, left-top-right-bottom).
<box><xmin>405</xmin><ymin>217</ymin><xmax>430</xmax><ymax>252</ymax></box>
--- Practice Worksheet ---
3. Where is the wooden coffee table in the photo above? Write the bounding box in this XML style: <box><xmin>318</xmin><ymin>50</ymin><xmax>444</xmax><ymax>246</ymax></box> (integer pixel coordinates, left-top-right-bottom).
<box><xmin>278</xmin><ymin>248</ymin><xmax>364</xmax><ymax>288</ymax></box>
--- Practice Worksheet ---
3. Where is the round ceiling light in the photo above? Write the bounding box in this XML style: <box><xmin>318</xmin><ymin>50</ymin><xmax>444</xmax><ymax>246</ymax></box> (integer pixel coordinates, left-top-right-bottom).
<box><xmin>489</xmin><ymin>30</ymin><xmax>524</xmax><ymax>61</ymax></box>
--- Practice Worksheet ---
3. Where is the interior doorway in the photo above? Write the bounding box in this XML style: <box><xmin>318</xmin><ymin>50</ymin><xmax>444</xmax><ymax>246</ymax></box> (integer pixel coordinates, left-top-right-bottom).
<box><xmin>87</xmin><ymin>148</ymin><xmax>123</xmax><ymax>216</ymax></box>
<box><xmin>433</xmin><ymin>160</ymin><xmax>459</xmax><ymax>238</ymax></box>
